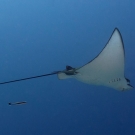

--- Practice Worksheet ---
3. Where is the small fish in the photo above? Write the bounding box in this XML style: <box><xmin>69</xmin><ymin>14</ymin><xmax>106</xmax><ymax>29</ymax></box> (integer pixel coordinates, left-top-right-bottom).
<box><xmin>8</xmin><ymin>101</ymin><xmax>27</xmax><ymax>106</ymax></box>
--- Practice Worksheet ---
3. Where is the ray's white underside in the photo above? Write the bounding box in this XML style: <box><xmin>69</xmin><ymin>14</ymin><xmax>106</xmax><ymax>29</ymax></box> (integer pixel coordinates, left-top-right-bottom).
<box><xmin>58</xmin><ymin>28</ymin><xmax>133</xmax><ymax>91</ymax></box>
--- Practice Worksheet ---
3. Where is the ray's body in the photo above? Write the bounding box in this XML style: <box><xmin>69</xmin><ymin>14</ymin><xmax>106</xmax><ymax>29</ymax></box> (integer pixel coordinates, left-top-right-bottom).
<box><xmin>0</xmin><ymin>28</ymin><xmax>133</xmax><ymax>91</ymax></box>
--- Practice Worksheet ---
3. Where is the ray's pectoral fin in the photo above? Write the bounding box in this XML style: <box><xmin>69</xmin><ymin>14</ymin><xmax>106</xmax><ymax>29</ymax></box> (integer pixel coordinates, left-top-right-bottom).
<box><xmin>75</xmin><ymin>28</ymin><xmax>133</xmax><ymax>91</ymax></box>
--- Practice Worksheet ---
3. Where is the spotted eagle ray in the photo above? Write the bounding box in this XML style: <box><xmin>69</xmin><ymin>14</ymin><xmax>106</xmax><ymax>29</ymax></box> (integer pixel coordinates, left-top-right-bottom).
<box><xmin>0</xmin><ymin>28</ymin><xmax>133</xmax><ymax>91</ymax></box>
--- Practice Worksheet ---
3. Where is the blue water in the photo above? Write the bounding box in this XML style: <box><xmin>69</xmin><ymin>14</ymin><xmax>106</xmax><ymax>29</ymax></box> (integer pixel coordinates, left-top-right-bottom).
<box><xmin>0</xmin><ymin>0</ymin><xmax>135</xmax><ymax>135</ymax></box>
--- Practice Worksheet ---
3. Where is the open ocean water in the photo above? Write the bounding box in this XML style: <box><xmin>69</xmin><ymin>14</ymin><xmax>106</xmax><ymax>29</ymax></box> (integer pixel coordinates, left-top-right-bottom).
<box><xmin>0</xmin><ymin>0</ymin><xmax>135</xmax><ymax>135</ymax></box>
